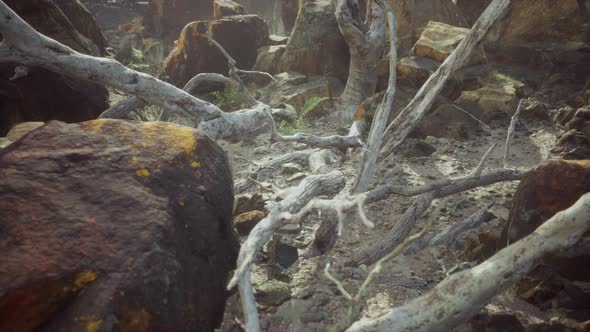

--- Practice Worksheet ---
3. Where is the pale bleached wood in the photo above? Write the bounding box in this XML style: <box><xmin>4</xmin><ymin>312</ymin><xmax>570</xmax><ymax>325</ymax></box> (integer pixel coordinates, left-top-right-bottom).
<box><xmin>379</xmin><ymin>0</ymin><xmax>512</xmax><ymax>161</ymax></box>
<box><xmin>347</xmin><ymin>193</ymin><xmax>590</xmax><ymax>332</ymax></box>
<box><xmin>352</xmin><ymin>0</ymin><xmax>398</xmax><ymax>193</ymax></box>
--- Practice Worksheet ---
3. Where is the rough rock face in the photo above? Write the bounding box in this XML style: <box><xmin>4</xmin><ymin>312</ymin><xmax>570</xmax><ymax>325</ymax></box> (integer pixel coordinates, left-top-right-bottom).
<box><xmin>389</xmin><ymin>0</ymin><xmax>474</xmax><ymax>50</ymax></box>
<box><xmin>0</xmin><ymin>120</ymin><xmax>239</xmax><ymax>332</ymax></box>
<box><xmin>144</xmin><ymin>0</ymin><xmax>213</xmax><ymax>43</ymax></box>
<box><xmin>413</xmin><ymin>103</ymin><xmax>482</xmax><ymax>140</ymax></box>
<box><xmin>486</xmin><ymin>0</ymin><xmax>585</xmax><ymax>49</ymax></box>
<box><xmin>253</xmin><ymin>45</ymin><xmax>287</xmax><ymax>75</ymax></box>
<box><xmin>413</xmin><ymin>21</ymin><xmax>486</xmax><ymax>64</ymax></box>
<box><xmin>566</xmin><ymin>106</ymin><xmax>590</xmax><ymax>139</ymax></box>
<box><xmin>502</xmin><ymin>159</ymin><xmax>590</xmax><ymax>246</ymax></box>
<box><xmin>278</xmin><ymin>0</ymin><xmax>350</xmax><ymax>83</ymax></box>
<box><xmin>238</xmin><ymin>0</ymin><xmax>298</xmax><ymax>34</ymax></box>
<box><xmin>0</xmin><ymin>0</ymin><xmax>109</xmax><ymax>137</ymax></box>
<box><xmin>214</xmin><ymin>0</ymin><xmax>247</xmax><ymax>19</ymax></box>
<box><xmin>161</xmin><ymin>15</ymin><xmax>269</xmax><ymax>87</ymax></box>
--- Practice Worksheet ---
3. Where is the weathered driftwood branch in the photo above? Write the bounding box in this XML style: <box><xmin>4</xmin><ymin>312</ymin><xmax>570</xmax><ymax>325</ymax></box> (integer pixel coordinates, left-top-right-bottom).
<box><xmin>352</xmin><ymin>0</ymin><xmax>398</xmax><ymax>193</ymax></box>
<box><xmin>379</xmin><ymin>0</ymin><xmax>512</xmax><ymax>160</ymax></box>
<box><xmin>327</xmin><ymin>212</ymin><xmax>433</xmax><ymax>331</ymax></box>
<box><xmin>228</xmin><ymin>172</ymin><xmax>347</xmax><ymax>331</ymax></box>
<box><xmin>100</xmin><ymin>73</ymin><xmax>258</xmax><ymax>119</ymax></box>
<box><xmin>347</xmin><ymin>193</ymin><xmax>590</xmax><ymax>332</ymax></box>
<box><xmin>405</xmin><ymin>202</ymin><xmax>494</xmax><ymax>255</ymax></box>
<box><xmin>503</xmin><ymin>98</ymin><xmax>525</xmax><ymax>168</ymax></box>
<box><xmin>234</xmin><ymin>150</ymin><xmax>315</xmax><ymax>193</ymax></box>
<box><xmin>270</xmin><ymin>115</ymin><xmax>364</xmax><ymax>149</ymax></box>
<box><xmin>352</xmin><ymin>150</ymin><xmax>526</xmax><ymax>267</ymax></box>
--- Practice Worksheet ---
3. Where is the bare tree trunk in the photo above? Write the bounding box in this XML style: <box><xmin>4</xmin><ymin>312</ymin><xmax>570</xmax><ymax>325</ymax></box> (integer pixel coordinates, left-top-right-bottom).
<box><xmin>335</xmin><ymin>0</ymin><xmax>386</xmax><ymax>117</ymax></box>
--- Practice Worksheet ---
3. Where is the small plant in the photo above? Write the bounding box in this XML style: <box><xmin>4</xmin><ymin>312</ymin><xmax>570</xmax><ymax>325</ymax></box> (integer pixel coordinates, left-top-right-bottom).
<box><xmin>279</xmin><ymin>96</ymin><xmax>327</xmax><ymax>135</ymax></box>
<box><xmin>130</xmin><ymin>105</ymin><xmax>164</xmax><ymax>122</ymax></box>
<box><xmin>210</xmin><ymin>86</ymin><xmax>248</xmax><ymax>111</ymax></box>
<box><xmin>117</xmin><ymin>40</ymin><xmax>162</xmax><ymax>75</ymax></box>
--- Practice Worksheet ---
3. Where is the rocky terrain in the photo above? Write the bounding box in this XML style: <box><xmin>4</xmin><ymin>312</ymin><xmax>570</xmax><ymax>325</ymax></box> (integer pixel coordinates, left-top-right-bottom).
<box><xmin>0</xmin><ymin>0</ymin><xmax>589</xmax><ymax>331</ymax></box>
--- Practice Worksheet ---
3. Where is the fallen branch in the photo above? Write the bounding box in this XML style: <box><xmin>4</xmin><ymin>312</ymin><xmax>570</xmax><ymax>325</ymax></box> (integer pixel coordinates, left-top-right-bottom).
<box><xmin>351</xmin><ymin>147</ymin><xmax>526</xmax><ymax>267</ymax></box>
<box><xmin>379</xmin><ymin>0</ymin><xmax>512</xmax><ymax>160</ymax></box>
<box><xmin>503</xmin><ymin>98</ymin><xmax>525</xmax><ymax>168</ymax></box>
<box><xmin>347</xmin><ymin>193</ymin><xmax>590</xmax><ymax>331</ymax></box>
<box><xmin>352</xmin><ymin>0</ymin><xmax>398</xmax><ymax>193</ymax></box>
<box><xmin>405</xmin><ymin>202</ymin><xmax>494</xmax><ymax>255</ymax></box>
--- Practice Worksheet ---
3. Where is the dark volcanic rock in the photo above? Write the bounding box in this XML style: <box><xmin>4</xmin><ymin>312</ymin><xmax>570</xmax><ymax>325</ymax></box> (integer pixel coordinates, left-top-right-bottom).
<box><xmin>502</xmin><ymin>159</ymin><xmax>590</xmax><ymax>246</ymax></box>
<box><xmin>0</xmin><ymin>120</ymin><xmax>239</xmax><ymax>332</ymax></box>
<box><xmin>0</xmin><ymin>0</ymin><xmax>109</xmax><ymax>136</ymax></box>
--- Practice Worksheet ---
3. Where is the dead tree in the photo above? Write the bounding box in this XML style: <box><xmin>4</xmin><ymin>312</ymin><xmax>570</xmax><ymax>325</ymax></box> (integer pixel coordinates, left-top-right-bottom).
<box><xmin>335</xmin><ymin>0</ymin><xmax>386</xmax><ymax>117</ymax></box>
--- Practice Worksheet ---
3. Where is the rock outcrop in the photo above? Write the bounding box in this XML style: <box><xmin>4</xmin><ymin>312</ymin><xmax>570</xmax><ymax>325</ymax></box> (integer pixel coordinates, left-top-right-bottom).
<box><xmin>0</xmin><ymin>120</ymin><xmax>239</xmax><ymax>332</ymax></box>
<box><xmin>0</xmin><ymin>0</ymin><xmax>109</xmax><ymax>136</ymax></box>
<box><xmin>161</xmin><ymin>15</ymin><xmax>269</xmax><ymax>87</ymax></box>
<box><xmin>277</xmin><ymin>0</ymin><xmax>350</xmax><ymax>83</ymax></box>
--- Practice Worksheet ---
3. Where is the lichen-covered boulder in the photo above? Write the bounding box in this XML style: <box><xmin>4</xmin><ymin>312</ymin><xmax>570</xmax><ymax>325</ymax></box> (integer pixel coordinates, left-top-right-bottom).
<box><xmin>278</xmin><ymin>0</ymin><xmax>350</xmax><ymax>83</ymax></box>
<box><xmin>0</xmin><ymin>120</ymin><xmax>239</xmax><ymax>332</ymax></box>
<box><xmin>161</xmin><ymin>15</ymin><xmax>269</xmax><ymax>87</ymax></box>
<box><xmin>0</xmin><ymin>0</ymin><xmax>109</xmax><ymax>136</ymax></box>
<box><xmin>413</xmin><ymin>21</ymin><xmax>487</xmax><ymax>64</ymax></box>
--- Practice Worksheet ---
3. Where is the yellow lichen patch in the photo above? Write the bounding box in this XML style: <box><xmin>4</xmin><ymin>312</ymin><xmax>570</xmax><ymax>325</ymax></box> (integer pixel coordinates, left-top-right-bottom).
<box><xmin>190</xmin><ymin>160</ymin><xmax>200</xmax><ymax>168</ymax></box>
<box><xmin>140</xmin><ymin>122</ymin><xmax>198</xmax><ymax>157</ymax></box>
<box><xmin>86</xmin><ymin>319</ymin><xmax>103</xmax><ymax>332</ymax></box>
<box><xmin>80</xmin><ymin>119</ymin><xmax>109</xmax><ymax>132</ymax></box>
<box><xmin>120</xmin><ymin>308</ymin><xmax>151</xmax><ymax>332</ymax></box>
<box><xmin>74</xmin><ymin>270</ymin><xmax>98</xmax><ymax>291</ymax></box>
<box><xmin>136</xmin><ymin>168</ymin><xmax>150</xmax><ymax>177</ymax></box>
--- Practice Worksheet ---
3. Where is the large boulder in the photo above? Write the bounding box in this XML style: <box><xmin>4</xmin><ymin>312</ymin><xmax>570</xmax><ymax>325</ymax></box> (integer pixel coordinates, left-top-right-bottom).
<box><xmin>388</xmin><ymin>0</ymin><xmax>476</xmax><ymax>50</ymax></box>
<box><xmin>0</xmin><ymin>120</ymin><xmax>239</xmax><ymax>331</ymax></box>
<box><xmin>0</xmin><ymin>0</ymin><xmax>109</xmax><ymax>137</ymax></box>
<box><xmin>502</xmin><ymin>159</ymin><xmax>590</xmax><ymax>245</ymax></box>
<box><xmin>161</xmin><ymin>15</ymin><xmax>270</xmax><ymax>87</ymax></box>
<box><xmin>486</xmin><ymin>0</ymin><xmax>585</xmax><ymax>49</ymax></box>
<box><xmin>413</xmin><ymin>21</ymin><xmax>487</xmax><ymax>64</ymax></box>
<box><xmin>277</xmin><ymin>0</ymin><xmax>350</xmax><ymax>83</ymax></box>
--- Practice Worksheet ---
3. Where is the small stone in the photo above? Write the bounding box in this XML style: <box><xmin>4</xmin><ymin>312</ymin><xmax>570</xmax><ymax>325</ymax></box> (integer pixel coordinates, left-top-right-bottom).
<box><xmin>403</xmin><ymin>139</ymin><xmax>436</xmax><ymax>157</ymax></box>
<box><xmin>254</xmin><ymin>280</ymin><xmax>292</xmax><ymax>306</ymax></box>
<box><xmin>234</xmin><ymin>210</ymin><xmax>266</xmax><ymax>236</ymax></box>
<box><xmin>234</xmin><ymin>193</ymin><xmax>266</xmax><ymax>215</ymax></box>
<box><xmin>281</xmin><ymin>162</ymin><xmax>303</xmax><ymax>175</ymax></box>
<box><xmin>268</xmin><ymin>239</ymin><xmax>298</xmax><ymax>268</ymax></box>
